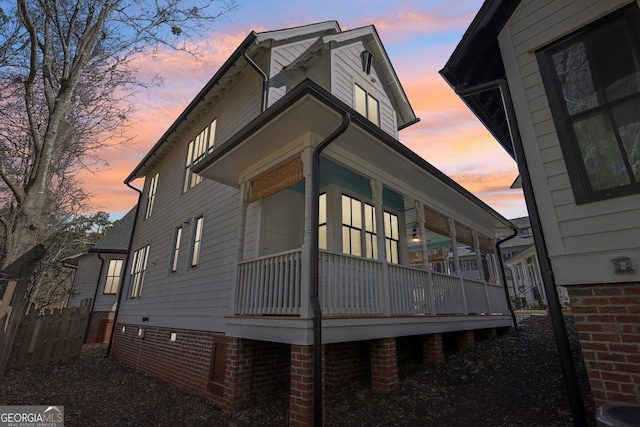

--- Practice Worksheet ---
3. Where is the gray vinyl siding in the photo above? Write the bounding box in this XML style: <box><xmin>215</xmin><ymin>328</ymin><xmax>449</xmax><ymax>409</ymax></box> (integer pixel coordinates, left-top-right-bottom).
<box><xmin>499</xmin><ymin>0</ymin><xmax>640</xmax><ymax>285</ymax></box>
<box><xmin>117</xmin><ymin>67</ymin><xmax>267</xmax><ymax>331</ymax></box>
<box><xmin>269</xmin><ymin>39</ymin><xmax>317</xmax><ymax>106</ymax></box>
<box><xmin>331</xmin><ymin>43</ymin><xmax>397</xmax><ymax>137</ymax></box>
<box><xmin>68</xmin><ymin>254</ymin><xmax>101</xmax><ymax>307</ymax></box>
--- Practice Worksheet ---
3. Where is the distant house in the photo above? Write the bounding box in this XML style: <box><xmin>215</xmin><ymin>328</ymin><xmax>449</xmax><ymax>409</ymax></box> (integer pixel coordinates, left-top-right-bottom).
<box><xmin>66</xmin><ymin>208</ymin><xmax>135</xmax><ymax>343</ymax></box>
<box><xmin>110</xmin><ymin>21</ymin><xmax>517</xmax><ymax>423</ymax></box>
<box><xmin>442</xmin><ymin>0</ymin><xmax>640</xmax><ymax>406</ymax></box>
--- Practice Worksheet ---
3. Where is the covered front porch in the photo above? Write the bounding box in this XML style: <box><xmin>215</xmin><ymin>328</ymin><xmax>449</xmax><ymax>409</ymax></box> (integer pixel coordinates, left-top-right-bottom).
<box><xmin>193</xmin><ymin>83</ymin><xmax>516</xmax><ymax>345</ymax></box>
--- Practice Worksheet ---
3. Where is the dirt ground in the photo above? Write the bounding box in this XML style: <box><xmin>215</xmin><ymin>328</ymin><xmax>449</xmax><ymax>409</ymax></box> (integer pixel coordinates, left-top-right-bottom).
<box><xmin>0</xmin><ymin>315</ymin><xmax>596</xmax><ymax>426</ymax></box>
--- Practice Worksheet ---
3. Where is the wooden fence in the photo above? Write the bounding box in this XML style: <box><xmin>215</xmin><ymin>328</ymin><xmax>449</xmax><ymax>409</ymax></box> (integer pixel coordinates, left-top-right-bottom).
<box><xmin>7</xmin><ymin>298</ymin><xmax>92</xmax><ymax>369</ymax></box>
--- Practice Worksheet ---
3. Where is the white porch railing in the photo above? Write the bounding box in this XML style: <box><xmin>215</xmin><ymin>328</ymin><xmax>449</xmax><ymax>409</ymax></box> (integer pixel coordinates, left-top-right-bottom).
<box><xmin>234</xmin><ymin>250</ymin><xmax>509</xmax><ymax>317</ymax></box>
<box><xmin>235</xmin><ymin>249</ymin><xmax>302</xmax><ymax>315</ymax></box>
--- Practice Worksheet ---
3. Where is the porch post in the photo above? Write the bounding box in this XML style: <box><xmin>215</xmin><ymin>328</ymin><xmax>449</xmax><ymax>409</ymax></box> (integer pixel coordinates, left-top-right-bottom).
<box><xmin>230</xmin><ymin>181</ymin><xmax>250</xmax><ymax>316</ymax></box>
<box><xmin>448</xmin><ymin>217</ymin><xmax>467</xmax><ymax>314</ymax></box>
<box><xmin>300</xmin><ymin>148</ymin><xmax>313</xmax><ymax>318</ymax></box>
<box><xmin>415</xmin><ymin>201</ymin><xmax>435</xmax><ymax>315</ymax></box>
<box><xmin>473</xmin><ymin>230</ymin><xmax>491</xmax><ymax>312</ymax></box>
<box><xmin>371</xmin><ymin>180</ymin><xmax>391</xmax><ymax>316</ymax></box>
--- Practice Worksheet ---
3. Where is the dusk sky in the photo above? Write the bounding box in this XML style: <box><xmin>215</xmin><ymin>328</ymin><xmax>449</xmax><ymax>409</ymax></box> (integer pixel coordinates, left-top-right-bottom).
<box><xmin>80</xmin><ymin>0</ymin><xmax>527</xmax><ymax>220</ymax></box>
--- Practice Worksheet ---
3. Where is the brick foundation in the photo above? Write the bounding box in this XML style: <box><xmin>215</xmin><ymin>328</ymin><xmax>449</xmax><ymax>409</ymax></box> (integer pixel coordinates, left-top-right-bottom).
<box><xmin>370</xmin><ymin>337</ymin><xmax>399</xmax><ymax>394</ymax></box>
<box><xmin>456</xmin><ymin>330</ymin><xmax>475</xmax><ymax>351</ymax></box>
<box><xmin>290</xmin><ymin>345</ymin><xmax>316</xmax><ymax>427</ymax></box>
<box><xmin>422</xmin><ymin>333</ymin><xmax>445</xmax><ymax>365</ymax></box>
<box><xmin>567</xmin><ymin>282</ymin><xmax>640</xmax><ymax>406</ymax></box>
<box><xmin>85</xmin><ymin>311</ymin><xmax>115</xmax><ymax>344</ymax></box>
<box><xmin>325</xmin><ymin>341</ymin><xmax>369</xmax><ymax>386</ymax></box>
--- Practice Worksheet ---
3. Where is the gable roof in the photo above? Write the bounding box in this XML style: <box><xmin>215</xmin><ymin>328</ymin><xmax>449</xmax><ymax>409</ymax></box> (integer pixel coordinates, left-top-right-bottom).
<box><xmin>126</xmin><ymin>21</ymin><xmax>417</xmax><ymax>183</ymax></box>
<box><xmin>439</xmin><ymin>0</ymin><xmax>521</xmax><ymax>157</ymax></box>
<box><xmin>286</xmin><ymin>25</ymin><xmax>417</xmax><ymax>129</ymax></box>
<box><xmin>90</xmin><ymin>207</ymin><xmax>136</xmax><ymax>253</ymax></box>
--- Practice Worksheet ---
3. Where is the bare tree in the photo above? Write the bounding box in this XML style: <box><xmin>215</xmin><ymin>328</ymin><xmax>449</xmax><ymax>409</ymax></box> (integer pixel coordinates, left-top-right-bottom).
<box><xmin>0</xmin><ymin>0</ymin><xmax>238</xmax><ymax>267</ymax></box>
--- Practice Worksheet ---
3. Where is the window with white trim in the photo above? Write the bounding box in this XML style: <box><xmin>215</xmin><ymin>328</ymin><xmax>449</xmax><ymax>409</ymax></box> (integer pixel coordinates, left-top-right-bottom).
<box><xmin>319</xmin><ymin>193</ymin><xmax>327</xmax><ymax>250</ymax></box>
<box><xmin>145</xmin><ymin>173</ymin><xmax>159</xmax><ymax>219</ymax></box>
<box><xmin>354</xmin><ymin>84</ymin><xmax>380</xmax><ymax>126</ymax></box>
<box><xmin>170</xmin><ymin>226</ymin><xmax>182</xmax><ymax>272</ymax></box>
<box><xmin>190</xmin><ymin>216</ymin><xmax>204</xmax><ymax>267</ymax></box>
<box><xmin>104</xmin><ymin>259</ymin><xmax>123</xmax><ymax>294</ymax></box>
<box><xmin>130</xmin><ymin>245</ymin><xmax>150</xmax><ymax>298</ymax></box>
<box><xmin>537</xmin><ymin>4</ymin><xmax>640</xmax><ymax>203</ymax></box>
<box><xmin>183</xmin><ymin>119</ymin><xmax>217</xmax><ymax>193</ymax></box>
<box><xmin>383</xmin><ymin>211</ymin><xmax>399</xmax><ymax>264</ymax></box>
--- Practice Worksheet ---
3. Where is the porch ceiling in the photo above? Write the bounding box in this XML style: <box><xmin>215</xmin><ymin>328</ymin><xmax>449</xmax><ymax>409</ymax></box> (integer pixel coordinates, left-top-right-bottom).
<box><xmin>194</xmin><ymin>80</ymin><xmax>514</xmax><ymax>238</ymax></box>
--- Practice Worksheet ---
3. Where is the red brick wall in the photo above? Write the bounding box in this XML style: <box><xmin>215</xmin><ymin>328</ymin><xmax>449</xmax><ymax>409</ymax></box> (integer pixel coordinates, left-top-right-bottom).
<box><xmin>85</xmin><ymin>311</ymin><xmax>115</xmax><ymax>344</ymax></box>
<box><xmin>251</xmin><ymin>340</ymin><xmax>290</xmax><ymax>393</ymax></box>
<box><xmin>324</xmin><ymin>341</ymin><xmax>369</xmax><ymax>386</ymax></box>
<box><xmin>567</xmin><ymin>283</ymin><xmax>640</xmax><ymax>405</ymax></box>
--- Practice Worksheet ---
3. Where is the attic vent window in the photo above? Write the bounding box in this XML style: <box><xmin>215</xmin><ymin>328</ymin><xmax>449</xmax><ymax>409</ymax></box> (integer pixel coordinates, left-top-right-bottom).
<box><xmin>361</xmin><ymin>50</ymin><xmax>374</xmax><ymax>75</ymax></box>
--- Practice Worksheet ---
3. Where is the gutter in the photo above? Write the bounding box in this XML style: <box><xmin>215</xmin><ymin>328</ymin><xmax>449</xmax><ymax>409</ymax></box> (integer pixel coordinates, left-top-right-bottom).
<box><xmin>454</xmin><ymin>79</ymin><xmax>587</xmax><ymax>427</ymax></box>
<box><xmin>495</xmin><ymin>226</ymin><xmax>519</xmax><ymax>329</ymax></box>
<box><xmin>242</xmin><ymin>48</ymin><xmax>268</xmax><ymax>112</ymax></box>
<box><xmin>84</xmin><ymin>253</ymin><xmax>107</xmax><ymax>343</ymax></box>
<box><xmin>310</xmin><ymin>112</ymin><xmax>351</xmax><ymax>427</ymax></box>
<box><xmin>106</xmin><ymin>181</ymin><xmax>143</xmax><ymax>357</ymax></box>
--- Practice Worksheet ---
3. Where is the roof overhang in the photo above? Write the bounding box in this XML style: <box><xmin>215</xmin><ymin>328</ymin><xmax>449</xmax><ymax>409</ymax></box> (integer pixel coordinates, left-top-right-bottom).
<box><xmin>194</xmin><ymin>79</ymin><xmax>515</xmax><ymax>238</ymax></box>
<box><xmin>439</xmin><ymin>0</ymin><xmax>521</xmax><ymax>157</ymax></box>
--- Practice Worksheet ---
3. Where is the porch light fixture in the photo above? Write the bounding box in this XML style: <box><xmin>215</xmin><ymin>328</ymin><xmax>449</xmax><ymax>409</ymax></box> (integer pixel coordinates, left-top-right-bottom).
<box><xmin>361</xmin><ymin>49</ymin><xmax>374</xmax><ymax>75</ymax></box>
<box><xmin>412</xmin><ymin>226</ymin><xmax>419</xmax><ymax>242</ymax></box>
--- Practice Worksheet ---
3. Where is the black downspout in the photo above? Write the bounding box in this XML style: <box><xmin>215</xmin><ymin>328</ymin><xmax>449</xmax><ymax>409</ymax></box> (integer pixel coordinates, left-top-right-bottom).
<box><xmin>242</xmin><ymin>48</ymin><xmax>268</xmax><ymax>112</ymax></box>
<box><xmin>84</xmin><ymin>252</ymin><xmax>106</xmax><ymax>343</ymax></box>
<box><xmin>455</xmin><ymin>79</ymin><xmax>587</xmax><ymax>427</ymax></box>
<box><xmin>310</xmin><ymin>112</ymin><xmax>351</xmax><ymax>427</ymax></box>
<box><xmin>495</xmin><ymin>226</ymin><xmax>519</xmax><ymax>329</ymax></box>
<box><xmin>106</xmin><ymin>182</ymin><xmax>143</xmax><ymax>357</ymax></box>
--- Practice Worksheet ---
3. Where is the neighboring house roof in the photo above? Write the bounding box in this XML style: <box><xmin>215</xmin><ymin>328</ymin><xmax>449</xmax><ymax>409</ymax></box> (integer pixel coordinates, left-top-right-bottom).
<box><xmin>500</xmin><ymin>235</ymin><xmax>533</xmax><ymax>249</ymax></box>
<box><xmin>90</xmin><ymin>207</ymin><xmax>136</xmax><ymax>253</ymax></box>
<box><xmin>126</xmin><ymin>21</ymin><xmax>417</xmax><ymax>183</ymax></box>
<box><xmin>439</xmin><ymin>0</ymin><xmax>522</xmax><ymax>156</ymax></box>
<box><xmin>509</xmin><ymin>216</ymin><xmax>531</xmax><ymax>230</ymax></box>
<box><xmin>62</xmin><ymin>207</ymin><xmax>136</xmax><ymax>267</ymax></box>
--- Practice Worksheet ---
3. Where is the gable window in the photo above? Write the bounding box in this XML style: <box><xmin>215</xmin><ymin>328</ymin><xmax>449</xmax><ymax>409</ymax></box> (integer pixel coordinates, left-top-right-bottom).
<box><xmin>130</xmin><ymin>245</ymin><xmax>150</xmax><ymax>298</ymax></box>
<box><xmin>104</xmin><ymin>259</ymin><xmax>123</xmax><ymax>294</ymax></box>
<box><xmin>190</xmin><ymin>216</ymin><xmax>204</xmax><ymax>268</ymax></box>
<box><xmin>145</xmin><ymin>173</ymin><xmax>159</xmax><ymax>219</ymax></box>
<box><xmin>537</xmin><ymin>4</ymin><xmax>640</xmax><ymax>203</ymax></box>
<box><xmin>170</xmin><ymin>226</ymin><xmax>182</xmax><ymax>272</ymax></box>
<box><xmin>184</xmin><ymin>119</ymin><xmax>217</xmax><ymax>193</ymax></box>
<box><xmin>354</xmin><ymin>84</ymin><xmax>380</xmax><ymax>126</ymax></box>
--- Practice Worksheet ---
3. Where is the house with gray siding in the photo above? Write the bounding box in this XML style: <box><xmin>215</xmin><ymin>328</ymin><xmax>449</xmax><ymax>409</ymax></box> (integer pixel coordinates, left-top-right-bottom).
<box><xmin>441</xmin><ymin>0</ymin><xmax>640</xmax><ymax>411</ymax></box>
<box><xmin>110</xmin><ymin>21</ymin><xmax>517</xmax><ymax>424</ymax></box>
<box><xmin>66</xmin><ymin>207</ymin><xmax>135</xmax><ymax>343</ymax></box>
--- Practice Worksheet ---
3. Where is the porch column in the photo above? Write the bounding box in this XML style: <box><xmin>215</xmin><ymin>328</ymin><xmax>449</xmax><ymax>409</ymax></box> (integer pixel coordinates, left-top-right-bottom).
<box><xmin>472</xmin><ymin>230</ymin><xmax>485</xmax><ymax>282</ymax></box>
<box><xmin>415</xmin><ymin>201</ymin><xmax>435</xmax><ymax>314</ymax></box>
<box><xmin>371</xmin><ymin>180</ymin><xmax>391</xmax><ymax>316</ymax></box>
<box><xmin>447</xmin><ymin>217</ymin><xmax>461</xmax><ymax>275</ymax></box>
<box><xmin>300</xmin><ymin>148</ymin><xmax>313</xmax><ymax>318</ymax></box>
<box><xmin>230</xmin><ymin>181</ymin><xmax>250</xmax><ymax>316</ymax></box>
<box><xmin>370</xmin><ymin>337</ymin><xmax>399</xmax><ymax>393</ymax></box>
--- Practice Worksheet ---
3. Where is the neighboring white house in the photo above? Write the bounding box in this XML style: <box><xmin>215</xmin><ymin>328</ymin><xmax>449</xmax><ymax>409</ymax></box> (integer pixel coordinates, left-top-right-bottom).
<box><xmin>110</xmin><ymin>21</ymin><xmax>517</xmax><ymax>424</ymax></box>
<box><xmin>441</xmin><ymin>0</ymin><xmax>640</xmax><ymax>408</ymax></box>
<box><xmin>65</xmin><ymin>207</ymin><xmax>135</xmax><ymax>343</ymax></box>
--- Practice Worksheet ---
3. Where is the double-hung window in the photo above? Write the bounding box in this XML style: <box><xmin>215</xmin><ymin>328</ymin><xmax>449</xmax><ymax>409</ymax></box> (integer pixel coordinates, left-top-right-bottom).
<box><xmin>145</xmin><ymin>173</ymin><xmax>159</xmax><ymax>219</ymax></box>
<box><xmin>383</xmin><ymin>211</ymin><xmax>399</xmax><ymax>264</ymax></box>
<box><xmin>537</xmin><ymin>4</ymin><xmax>640</xmax><ymax>203</ymax></box>
<box><xmin>341</xmin><ymin>194</ymin><xmax>379</xmax><ymax>260</ymax></box>
<box><xmin>354</xmin><ymin>84</ymin><xmax>380</xmax><ymax>126</ymax></box>
<box><xmin>130</xmin><ymin>245</ymin><xmax>150</xmax><ymax>298</ymax></box>
<box><xmin>104</xmin><ymin>259</ymin><xmax>123</xmax><ymax>294</ymax></box>
<box><xmin>170</xmin><ymin>226</ymin><xmax>182</xmax><ymax>272</ymax></box>
<box><xmin>190</xmin><ymin>216</ymin><xmax>204</xmax><ymax>268</ymax></box>
<box><xmin>184</xmin><ymin>119</ymin><xmax>217</xmax><ymax>193</ymax></box>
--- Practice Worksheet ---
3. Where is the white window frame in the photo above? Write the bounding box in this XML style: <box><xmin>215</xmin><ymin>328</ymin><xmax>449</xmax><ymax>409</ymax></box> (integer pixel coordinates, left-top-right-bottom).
<box><xmin>130</xmin><ymin>245</ymin><xmax>150</xmax><ymax>298</ymax></box>
<box><xmin>145</xmin><ymin>173</ymin><xmax>159</xmax><ymax>219</ymax></box>
<box><xmin>170</xmin><ymin>226</ymin><xmax>182</xmax><ymax>273</ymax></box>
<box><xmin>190</xmin><ymin>216</ymin><xmax>204</xmax><ymax>268</ymax></box>
<box><xmin>103</xmin><ymin>259</ymin><xmax>123</xmax><ymax>295</ymax></box>
<box><xmin>354</xmin><ymin>84</ymin><xmax>380</xmax><ymax>126</ymax></box>
<box><xmin>183</xmin><ymin>119</ymin><xmax>217</xmax><ymax>193</ymax></box>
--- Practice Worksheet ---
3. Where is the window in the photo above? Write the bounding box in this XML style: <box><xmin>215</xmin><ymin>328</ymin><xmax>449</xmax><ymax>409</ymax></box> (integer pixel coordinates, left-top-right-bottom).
<box><xmin>364</xmin><ymin>203</ymin><xmax>377</xmax><ymax>259</ymax></box>
<box><xmin>145</xmin><ymin>173</ymin><xmax>159</xmax><ymax>219</ymax></box>
<box><xmin>538</xmin><ymin>4</ymin><xmax>640</xmax><ymax>203</ymax></box>
<box><xmin>170</xmin><ymin>226</ymin><xmax>182</xmax><ymax>272</ymax></box>
<box><xmin>130</xmin><ymin>245</ymin><xmax>150</xmax><ymax>298</ymax></box>
<box><xmin>190</xmin><ymin>216</ymin><xmax>204</xmax><ymax>267</ymax></box>
<box><xmin>319</xmin><ymin>193</ymin><xmax>327</xmax><ymax>250</ymax></box>
<box><xmin>104</xmin><ymin>259</ymin><xmax>123</xmax><ymax>294</ymax></box>
<box><xmin>383</xmin><ymin>211</ymin><xmax>399</xmax><ymax>264</ymax></box>
<box><xmin>184</xmin><ymin>119</ymin><xmax>217</xmax><ymax>192</ymax></box>
<box><xmin>341</xmin><ymin>194</ymin><xmax>378</xmax><ymax>259</ymax></box>
<box><xmin>354</xmin><ymin>84</ymin><xmax>380</xmax><ymax>126</ymax></box>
